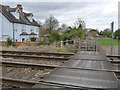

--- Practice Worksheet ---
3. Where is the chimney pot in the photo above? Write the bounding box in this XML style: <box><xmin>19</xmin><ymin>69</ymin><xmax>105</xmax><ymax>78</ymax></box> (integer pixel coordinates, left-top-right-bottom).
<box><xmin>17</xmin><ymin>4</ymin><xmax>23</xmax><ymax>17</ymax></box>
<box><xmin>17</xmin><ymin>4</ymin><xmax>22</xmax><ymax>7</ymax></box>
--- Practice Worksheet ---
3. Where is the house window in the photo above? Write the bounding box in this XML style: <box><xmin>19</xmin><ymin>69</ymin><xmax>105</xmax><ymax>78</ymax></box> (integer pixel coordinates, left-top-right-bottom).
<box><xmin>30</xmin><ymin>27</ymin><xmax>34</xmax><ymax>32</ymax></box>
<box><xmin>22</xmin><ymin>25</ymin><xmax>26</xmax><ymax>32</ymax></box>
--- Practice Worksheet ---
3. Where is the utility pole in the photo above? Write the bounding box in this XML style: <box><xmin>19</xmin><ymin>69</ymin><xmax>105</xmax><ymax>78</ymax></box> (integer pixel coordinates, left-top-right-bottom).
<box><xmin>111</xmin><ymin>22</ymin><xmax>114</xmax><ymax>56</ymax></box>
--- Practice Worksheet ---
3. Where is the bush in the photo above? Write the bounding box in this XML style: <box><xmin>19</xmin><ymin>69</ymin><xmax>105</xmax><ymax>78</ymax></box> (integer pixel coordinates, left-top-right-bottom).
<box><xmin>6</xmin><ymin>37</ymin><xmax>16</xmax><ymax>46</ymax></box>
<box><xmin>82</xmin><ymin>35</ymin><xmax>86</xmax><ymax>40</ymax></box>
<box><xmin>31</xmin><ymin>37</ymin><xmax>36</xmax><ymax>41</ymax></box>
<box><xmin>61</xmin><ymin>34</ymin><xmax>69</xmax><ymax>41</ymax></box>
<box><xmin>48</xmin><ymin>31</ymin><xmax>61</xmax><ymax>43</ymax></box>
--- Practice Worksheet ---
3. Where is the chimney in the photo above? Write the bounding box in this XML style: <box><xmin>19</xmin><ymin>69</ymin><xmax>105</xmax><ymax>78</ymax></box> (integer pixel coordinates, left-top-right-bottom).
<box><xmin>17</xmin><ymin>4</ymin><xmax>23</xmax><ymax>17</ymax></box>
<box><xmin>17</xmin><ymin>4</ymin><xmax>22</xmax><ymax>8</ymax></box>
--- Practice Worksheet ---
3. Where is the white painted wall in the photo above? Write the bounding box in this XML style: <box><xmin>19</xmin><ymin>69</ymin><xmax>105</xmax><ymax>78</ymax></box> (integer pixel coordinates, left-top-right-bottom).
<box><xmin>1</xmin><ymin>13</ymin><xmax>13</xmax><ymax>41</ymax></box>
<box><xmin>14</xmin><ymin>23</ymin><xmax>39</xmax><ymax>42</ymax></box>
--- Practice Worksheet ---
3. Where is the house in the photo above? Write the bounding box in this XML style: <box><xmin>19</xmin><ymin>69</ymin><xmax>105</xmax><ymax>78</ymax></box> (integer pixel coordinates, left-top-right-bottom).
<box><xmin>87</xmin><ymin>29</ymin><xmax>100</xmax><ymax>39</ymax></box>
<box><xmin>0</xmin><ymin>4</ymin><xmax>40</xmax><ymax>42</ymax></box>
<box><xmin>99</xmin><ymin>35</ymin><xmax>108</xmax><ymax>38</ymax></box>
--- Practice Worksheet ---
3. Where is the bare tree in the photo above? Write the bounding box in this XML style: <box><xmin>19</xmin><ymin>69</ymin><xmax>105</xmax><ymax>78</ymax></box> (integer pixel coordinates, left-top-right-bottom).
<box><xmin>60</xmin><ymin>24</ymin><xmax>68</xmax><ymax>32</ymax></box>
<box><xmin>74</xmin><ymin>18</ymin><xmax>86</xmax><ymax>29</ymax></box>
<box><xmin>44</xmin><ymin>15</ymin><xmax>59</xmax><ymax>34</ymax></box>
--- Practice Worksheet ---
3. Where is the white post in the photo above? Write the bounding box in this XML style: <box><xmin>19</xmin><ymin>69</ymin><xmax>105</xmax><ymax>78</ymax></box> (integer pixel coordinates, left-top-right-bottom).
<box><xmin>61</xmin><ymin>41</ymin><xmax>63</xmax><ymax>48</ymax></box>
<box><xmin>66</xmin><ymin>39</ymin><xmax>68</xmax><ymax>46</ymax></box>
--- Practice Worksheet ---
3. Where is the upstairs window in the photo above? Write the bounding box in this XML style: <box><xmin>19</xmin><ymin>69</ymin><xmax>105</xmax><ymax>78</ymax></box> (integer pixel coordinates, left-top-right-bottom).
<box><xmin>22</xmin><ymin>25</ymin><xmax>26</xmax><ymax>32</ymax></box>
<box><xmin>30</xmin><ymin>27</ymin><xmax>34</xmax><ymax>32</ymax></box>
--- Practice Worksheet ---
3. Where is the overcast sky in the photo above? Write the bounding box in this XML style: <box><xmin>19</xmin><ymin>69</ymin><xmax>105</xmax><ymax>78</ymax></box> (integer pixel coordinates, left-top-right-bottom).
<box><xmin>0</xmin><ymin>0</ymin><xmax>119</xmax><ymax>31</ymax></box>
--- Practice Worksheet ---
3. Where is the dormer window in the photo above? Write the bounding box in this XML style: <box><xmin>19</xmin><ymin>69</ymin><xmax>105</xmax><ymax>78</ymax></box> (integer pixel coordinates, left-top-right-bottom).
<box><xmin>29</xmin><ymin>14</ymin><xmax>33</xmax><ymax>22</ymax></box>
<box><xmin>15</xmin><ymin>8</ymin><xmax>20</xmax><ymax>19</ymax></box>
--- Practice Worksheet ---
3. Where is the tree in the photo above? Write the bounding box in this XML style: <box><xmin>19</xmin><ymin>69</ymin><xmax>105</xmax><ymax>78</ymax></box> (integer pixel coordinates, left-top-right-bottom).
<box><xmin>44</xmin><ymin>15</ymin><xmax>59</xmax><ymax>34</ymax></box>
<box><xmin>74</xmin><ymin>18</ymin><xmax>86</xmax><ymax>29</ymax></box>
<box><xmin>101</xmin><ymin>28</ymin><xmax>111</xmax><ymax>37</ymax></box>
<box><xmin>114</xmin><ymin>29</ymin><xmax>120</xmax><ymax>39</ymax></box>
<box><xmin>60</xmin><ymin>24</ymin><xmax>68</xmax><ymax>32</ymax></box>
<box><xmin>89</xmin><ymin>29</ymin><xmax>99</xmax><ymax>33</ymax></box>
<box><xmin>48</xmin><ymin>31</ymin><xmax>61</xmax><ymax>43</ymax></box>
<box><xmin>67</xmin><ymin>18</ymin><xmax>86</xmax><ymax>39</ymax></box>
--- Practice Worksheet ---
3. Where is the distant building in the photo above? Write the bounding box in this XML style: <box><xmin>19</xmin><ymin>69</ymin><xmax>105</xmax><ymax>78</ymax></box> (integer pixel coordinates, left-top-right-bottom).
<box><xmin>99</xmin><ymin>35</ymin><xmax>108</xmax><ymax>38</ymax></box>
<box><xmin>0</xmin><ymin>4</ymin><xmax>40</xmax><ymax>42</ymax></box>
<box><xmin>87</xmin><ymin>31</ymin><xmax>99</xmax><ymax>39</ymax></box>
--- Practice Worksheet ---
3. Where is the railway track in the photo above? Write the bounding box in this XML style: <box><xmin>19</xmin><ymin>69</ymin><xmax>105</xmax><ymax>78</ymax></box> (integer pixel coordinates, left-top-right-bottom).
<box><xmin>0</xmin><ymin>50</ymin><xmax>73</xmax><ymax>58</ymax></box>
<box><xmin>1</xmin><ymin>54</ymin><xmax>69</xmax><ymax>60</ymax></box>
<box><xmin>2</xmin><ymin>61</ymin><xmax>56</xmax><ymax>88</ymax></box>
<box><xmin>1</xmin><ymin>61</ymin><xmax>120</xmax><ymax>88</ymax></box>
<box><xmin>2</xmin><ymin>61</ymin><xmax>120</xmax><ymax>76</ymax></box>
<box><xmin>1</xmin><ymin>50</ymin><xmax>120</xmax><ymax>88</ymax></box>
<box><xmin>2</xmin><ymin>54</ymin><xmax>120</xmax><ymax>65</ymax></box>
<box><xmin>1</xmin><ymin>50</ymin><xmax>120</xmax><ymax>60</ymax></box>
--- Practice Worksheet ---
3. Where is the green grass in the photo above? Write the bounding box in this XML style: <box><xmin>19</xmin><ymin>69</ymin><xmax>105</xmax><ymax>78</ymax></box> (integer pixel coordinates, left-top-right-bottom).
<box><xmin>98</xmin><ymin>38</ymin><xmax>118</xmax><ymax>46</ymax></box>
<box><xmin>54</xmin><ymin>49</ymin><xmax>77</xmax><ymax>54</ymax></box>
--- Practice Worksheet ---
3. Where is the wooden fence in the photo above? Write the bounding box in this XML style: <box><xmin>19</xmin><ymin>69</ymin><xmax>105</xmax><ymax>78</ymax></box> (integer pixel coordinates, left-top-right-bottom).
<box><xmin>60</xmin><ymin>39</ymin><xmax>102</xmax><ymax>51</ymax></box>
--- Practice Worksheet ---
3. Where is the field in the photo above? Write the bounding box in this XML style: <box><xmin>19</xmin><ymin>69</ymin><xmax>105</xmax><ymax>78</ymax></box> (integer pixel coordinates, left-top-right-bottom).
<box><xmin>98</xmin><ymin>38</ymin><xmax>118</xmax><ymax>46</ymax></box>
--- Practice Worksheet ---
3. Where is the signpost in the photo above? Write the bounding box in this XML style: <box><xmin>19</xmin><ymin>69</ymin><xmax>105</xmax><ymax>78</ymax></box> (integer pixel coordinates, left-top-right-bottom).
<box><xmin>111</xmin><ymin>22</ymin><xmax>114</xmax><ymax>56</ymax></box>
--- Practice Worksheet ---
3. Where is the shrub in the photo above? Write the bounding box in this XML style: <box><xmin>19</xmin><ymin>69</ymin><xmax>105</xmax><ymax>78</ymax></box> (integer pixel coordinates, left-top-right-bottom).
<box><xmin>61</xmin><ymin>34</ymin><xmax>69</xmax><ymax>41</ymax></box>
<box><xmin>6</xmin><ymin>37</ymin><xmax>16</xmax><ymax>46</ymax></box>
<box><xmin>7</xmin><ymin>37</ymin><xmax>13</xmax><ymax>46</ymax></box>
<box><xmin>48</xmin><ymin>31</ymin><xmax>61</xmax><ymax>43</ymax></box>
<box><xmin>31</xmin><ymin>37</ymin><xmax>36</xmax><ymax>41</ymax></box>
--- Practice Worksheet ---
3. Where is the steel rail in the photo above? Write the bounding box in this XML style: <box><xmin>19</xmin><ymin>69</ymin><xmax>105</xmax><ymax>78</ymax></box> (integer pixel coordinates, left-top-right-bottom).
<box><xmin>1</xmin><ymin>54</ymin><xmax>69</xmax><ymax>60</ymax></box>
<box><xmin>0</xmin><ymin>50</ymin><xmax>74</xmax><ymax>56</ymax></box>
<box><xmin>1</xmin><ymin>77</ymin><xmax>98</xmax><ymax>89</ymax></box>
<box><xmin>1</xmin><ymin>61</ymin><xmax>120</xmax><ymax>73</ymax></box>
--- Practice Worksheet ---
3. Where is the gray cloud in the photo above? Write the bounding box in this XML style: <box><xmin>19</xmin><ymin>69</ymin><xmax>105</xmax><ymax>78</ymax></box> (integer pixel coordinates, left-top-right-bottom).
<box><xmin>1</xmin><ymin>2</ymin><xmax>118</xmax><ymax>31</ymax></box>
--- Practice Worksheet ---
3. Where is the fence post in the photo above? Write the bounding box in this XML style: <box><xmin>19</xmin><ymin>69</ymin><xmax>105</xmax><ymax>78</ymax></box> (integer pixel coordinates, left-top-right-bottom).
<box><xmin>60</xmin><ymin>41</ymin><xmax>63</xmax><ymax>48</ymax></box>
<box><xmin>74</xmin><ymin>39</ymin><xmax>76</xmax><ymax>49</ymax></box>
<box><xmin>95</xmin><ymin>40</ymin><xmax>97</xmax><ymax>52</ymax></box>
<box><xmin>79</xmin><ymin>38</ymin><xmax>81</xmax><ymax>50</ymax></box>
<box><xmin>66</xmin><ymin>39</ymin><xmax>68</xmax><ymax>46</ymax></box>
